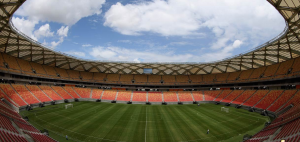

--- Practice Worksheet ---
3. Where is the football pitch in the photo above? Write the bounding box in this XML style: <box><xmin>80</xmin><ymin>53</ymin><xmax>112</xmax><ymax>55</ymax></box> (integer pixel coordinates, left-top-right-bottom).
<box><xmin>21</xmin><ymin>102</ymin><xmax>269</xmax><ymax>142</ymax></box>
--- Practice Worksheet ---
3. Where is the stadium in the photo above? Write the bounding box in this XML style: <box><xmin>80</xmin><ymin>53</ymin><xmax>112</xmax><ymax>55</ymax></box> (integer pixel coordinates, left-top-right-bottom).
<box><xmin>0</xmin><ymin>0</ymin><xmax>300</xmax><ymax>142</ymax></box>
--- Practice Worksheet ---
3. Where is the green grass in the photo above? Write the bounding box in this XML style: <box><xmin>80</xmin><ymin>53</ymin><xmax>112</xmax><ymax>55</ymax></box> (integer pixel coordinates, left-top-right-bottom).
<box><xmin>20</xmin><ymin>102</ymin><xmax>269</xmax><ymax>142</ymax></box>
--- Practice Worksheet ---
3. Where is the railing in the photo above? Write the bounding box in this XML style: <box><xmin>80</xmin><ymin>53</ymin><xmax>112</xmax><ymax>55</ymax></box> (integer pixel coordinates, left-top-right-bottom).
<box><xmin>9</xmin><ymin>17</ymin><xmax>289</xmax><ymax>65</ymax></box>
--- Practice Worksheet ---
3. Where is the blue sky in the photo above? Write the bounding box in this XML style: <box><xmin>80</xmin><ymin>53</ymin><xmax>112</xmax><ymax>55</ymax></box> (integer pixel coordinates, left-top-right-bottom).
<box><xmin>12</xmin><ymin>0</ymin><xmax>286</xmax><ymax>63</ymax></box>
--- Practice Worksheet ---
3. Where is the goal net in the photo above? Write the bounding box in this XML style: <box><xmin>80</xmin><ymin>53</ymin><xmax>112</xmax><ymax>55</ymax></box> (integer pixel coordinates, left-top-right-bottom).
<box><xmin>221</xmin><ymin>107</ymin><xmax>229</xmax><ymax>113</ymax></box>
<box><xmin>65</xmin><ymin>104</ymin><xmax>73</xmax><ymax>109</ymax></box>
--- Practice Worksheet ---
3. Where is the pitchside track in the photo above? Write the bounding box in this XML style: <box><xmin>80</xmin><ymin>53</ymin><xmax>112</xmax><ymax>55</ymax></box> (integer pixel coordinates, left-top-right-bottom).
<box><xmin>20</xmin><ymin>102</ymin><xmax>268</xmax><ymax>142</ymax></box>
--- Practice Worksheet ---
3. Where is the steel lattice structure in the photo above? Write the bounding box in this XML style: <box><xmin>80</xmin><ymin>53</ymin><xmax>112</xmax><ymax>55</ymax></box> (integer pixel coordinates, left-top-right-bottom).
<box><xmin>0</xmin><ymin>0</ymin><xmax>300</xmax><ymax>75</ymax></box>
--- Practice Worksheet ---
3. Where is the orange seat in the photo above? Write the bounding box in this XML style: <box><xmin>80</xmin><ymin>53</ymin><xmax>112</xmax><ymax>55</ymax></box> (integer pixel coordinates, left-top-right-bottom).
<box><xmin>0</xmin><ymin>84</ymin><xmax>27</xmax><ymax>106</ymax></box>
<box><xmin>117</xmin><ymin>91</ymin><xmax>132</xmax><ymax>101</ymax></box>
<box><xmin>192</xmin><ymin>91</ymin><xmax>203</xmax><ymax>101</ymax></box>
<box><xmin>51</xmin><ymin>86</ymin><xmax>73</xmax><ymax>99</ymax></box>
<box><xmin>148</xmin><ymin>92</ymin><xmax>162</xmax><ymax>102</ymax></box>
<box><xmin>163</xmin><ymin>92</ymin><xmax>178</xmax><ymax>102</ymax></box>
<box><xmin>101</xmin><ymin>90</ymin><xmax>117</xmax><ymax>100</ymax></box>
<box><xmin>73</xmin><ymin>88</ymin><xmax>91</xmax><ymax>98</ymax></box>
<box><xmin>178</xmin><ymin>91</ymin><xmax>193</xmax><ymax>102</ymax></box>
<box><xmin>132</xmin><ymin>92</ymin><xmax>147</xmax><ymax>102</ymax></box>
<box><xmin>91</xmin><ymin>89</ymin><xmax>103</xmax><ymax>99</ymax></box>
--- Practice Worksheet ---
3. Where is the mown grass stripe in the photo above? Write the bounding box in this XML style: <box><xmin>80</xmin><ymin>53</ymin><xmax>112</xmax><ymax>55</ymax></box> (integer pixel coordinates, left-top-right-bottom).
<box><xmin>21</xmin><ymin>102</ymin><xmax>267</xmax><ymax>142</ymax></box>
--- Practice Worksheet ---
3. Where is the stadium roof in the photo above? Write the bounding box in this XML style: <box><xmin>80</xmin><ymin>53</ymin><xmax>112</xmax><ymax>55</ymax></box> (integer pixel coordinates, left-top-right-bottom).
<box><xmin>0</xmin><ymin>0</ymin><xmax>300</xmax><ymax>75</ymax></box>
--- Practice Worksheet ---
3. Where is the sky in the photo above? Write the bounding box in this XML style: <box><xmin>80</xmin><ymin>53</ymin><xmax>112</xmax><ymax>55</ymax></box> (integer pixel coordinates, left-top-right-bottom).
<box><xmin>12</xmin><ymin>0</ymin><xmax>286</xmax><ymax>63</ymax></box>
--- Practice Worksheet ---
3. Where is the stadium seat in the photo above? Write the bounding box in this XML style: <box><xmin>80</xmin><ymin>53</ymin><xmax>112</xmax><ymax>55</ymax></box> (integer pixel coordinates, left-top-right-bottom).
<box><xmin>231</xmin><ymin>90</ymin><xmax>256</xmax><ymax>105</ymax></box>
<box><xmin>12</xmin><ymin>84</ymin><xmax>40</xmax><ymax>104</ymax></box>
<box><xmin>274</xmin><ymin>59</ymin><xmax>294</xmax><ymax>78</ymax></box>
<box><xmin>267</xmin><ymin>90</ymin><xmax>297</xmax><ymax>112</ymax></box>
<box><xmin>227</xmin><ymin>71</ymin><xmax>241</xmax><ymax>82</ymax></box>
<box><xmin>178</xmin><ymin>91</ymin><xmax>193</xmax><ymax>102</ymax></box>
<box><xmin>0</xmin><ymin>101</ymin><xmax>20</xmax><ymax>117</ymax></box>
<box><xmin>261</xmin><ymin>64</ymin><xmax>280</xmax><ymax>80</ymax></box>
<box><xmin>0</xmin><ymin>84</ymin><xmax>27</xmax><ymax>106</ymax></box>
<box><xmin>73</xmin><ymin>87</ymin><xmax>91</xmax><ymax>98</ymax></box>
<box><xmin>251</xmin><ymin>127</ymin><xmax>279</xmax><ymax>139</ymax></box>
<box><xmin>289</xmin><ymin>57</ymin><xmax>300</xmax><ymax>77</ymax></box>
<box><xmin>255</xmin><ymin>90</ymin><xmax>284</xmax><ymax>110</ymax></box>
<box><xmin>2</xmin><ymin>53</ymin><xmax>21</xmax><ymax>73</ymax></box>
<box><xmin>0</xmin><ymin>100</ymin><xmax>56</xmax><ymax>142</ymax></box>
<box><xmin>148</xmin><ymin>92</ymin><xmax>162</xmax><ymax>102</ymax></box>
<box><xmin>273</xmin><ymin>118</ymin><xmax>300</xmax><ymax>141</ymax></box>
<box><xmin>16</xmin><ymin>58</ymin><xmax>35</xmax><ymax>76</ymax></box>
<box><xmin>26</xmin><ymin>85</ymin><xmax>52</xmax><ymax>102</ymax></box>
<box><xmin>116</xmin><ymin>91</ymin><xmax>132</xmax><ymax>101</ymax></box>
<box><xmin>163</xmin><ymin>92</ymin><xmax>178</xmax><ymax>102</ymax></box>
<box><xmin>39</xmin><ymin>86</ymin><xmax>63</xmax><ymax>100</ymax></box>
<box><xmin>267</xmin><ymin>106</ymin><xmax>300</xmax><ymax>129</ymax></box>
<box><xmin>42</xmin><ymin>65</ymin><xmax>59</xmax><ymax>78</ymax></box>
<box><xmin>101</xmin><ymin>90</ymin><xmax>117</xmax><ymax>100</ymax></box>
<box><xmin>93</xmin><ymin>73</ymin><xmax>107</xmax><ymax>83</ymax></box>
<box><xmin>79</xmin><ymin>71</ymin><xmax>94</xmax><ymax>81</ymax></box>
<box><xmin>203</xmin><ymin>74</ymin><xmax>216</xmax><ymax>84</ymax></box>
<box><xmin>106</xmin><ymin>74</ymin><xmax>120</xmax><ymax>83</ymax></box>
<box><xmin>24</xmin><ymin>131</ymin><xmax>57</xmax><ymax>142</ymax></box>
<box><xmin>119</xmin><ymin>74</ymin><xmax>133</xmax><ymax>84</ymax></box>
<box><xmin>0</xmin><ymin>115</ymin><xmax>19</xmax><ymax>133</ymax></box>
<box><xmin>0</xmin><ymin>130</ymin><xmax>27</xmax><ymax>142</ymax></box>
<box><xmin>54</xmin><ymin>68</ymin><xmax>70</xmax><ymax>79</ymax></box>
<box><xmin>237</xmin><ymin>69</ymin><xmax>254</xmax><ymax>82</ymax></box>
<box><xmin>132</xmin><ymin>91</ymin><xmax>147</xmax><ymax>102</ymax></box>
<box><xmin>63</xmin><ymin>87</ymin><xmax>81</xmax><ymax>98</ymax></box>
<box><xmin>162</xmin><ymin>75</ymin><xmax>176</xmax><ymax>85</ymax></box>
<box><xmin>0</xmin><ymin>88</ymin><xmax>19</xmax><ymax>107</ymax></box>
<box><xmin>277</xmin><ymin>90</ymin><xmax>300</xmax><ymax>112</ymax></box>
<box><xmin>243</xmin><ymin>90</ymin><xmax>269</xmax><ymax>107</ymax></box>
<box><xmin>51</xmin><ymin>86</ymin><xmax>73</xmax><ymax>99</ymax></box>
<box><xmin>0</xmin><ymin>53</ymin><xmax>8</xmax><ymax>72</ymax></box>
<box><xmin>91</xmin><ymin>89</ymin><xmax>103</xmax><ymax>99</ymax></box>
<box><xmin>67</xmin><ymin>70</ymin><xmax>80</xmax><ymax>80</ymax></box>
<box><xmin>30</xmin><ymin>62</ymin><xmax>47</xmax><ymax>77</ymax></box>
<box><xmin>147</xmin><ymin>75</ymin><xmax>162</xmax><ymax>85</ymax></box>
<box><xmin>14</xmin><ymin>120</ymin><xmax>39</xmax><ymax>133</ymax></box>
<box><xmin>134</xmin><ymin>75</ymin><xmax>148</xmax><ymax>85</ymax></box>
<box><xmin>203</xmin><ymin>90</ymin><xmax>222</xmax><ymax>101</ymax></box>
<box><xmin>249</xmin><ymin>67</ymin><xmax>267</xmax><ymax>81</ymax></box>
<box><xmin>189</xmin><ymin>75</ymin><xmax>202</xmax><ymax>84</ymax></box>
<box><xmin>175</xmin><ymin>75</ymin><xmax>190</xmax><ymax>85</ymax></box>
<box><xmin>192</xmin><ymin>91</ymin><xmax>204</xmax><ymax>101</ymax></box>
<box><xmin>215</xmin><ymin>73</ymin><xmax>230</xmax><ymax>83</ymax></box>
<box><xmin>214</xmin><ymin>90</ymin><xmax>232</xmax><ymax>102</ymax></box>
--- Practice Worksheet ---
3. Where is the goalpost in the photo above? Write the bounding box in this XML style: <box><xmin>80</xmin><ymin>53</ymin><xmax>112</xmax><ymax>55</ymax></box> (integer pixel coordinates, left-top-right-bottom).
<box><xmin>65</xmin><ymin>104</ymin><xmax>73</xmax><ymax>109</ymax></box>
<box><xmin>221</xmin><ymin>107</ymin><xmax>229</xmax><ymax>113</ymax></box>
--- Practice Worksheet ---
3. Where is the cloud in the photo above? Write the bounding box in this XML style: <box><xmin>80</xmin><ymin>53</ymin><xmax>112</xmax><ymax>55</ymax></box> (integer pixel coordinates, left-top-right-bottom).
<box><xmin>57</xmin><ymin>26</ymin><xmax>69</xmax><ymax>37</ymax></box>
<box><xmin>117</xmin><ymin>40</ymin><xmax>132</xmax><ymax>43</ymax></box>
<box><xmin>169</xmin><ymin>42</ymin><xmax>191</xmax><ymax>46</ymax></box>
<box><xmin>12</xmin><ymin>17</ymin><xmax>38</xmax><ymax>40</ymax></box>
<box><xmin>88</xmin><ymin>39</ymin><xmax>244</xmax><ymax>63</ymax></box>
<box><xmin>16</xmin><ymin>0</ymin><xmax>106</xmax><ymax>25</ymax></box>
<box><xmin>82</xmin><ymin>44</ymin><xmax>92</xmax><ymax>47</ymax></box>
<box><xmin>65</xmin><ymin>51</ymin><xmax>86</xmax><ymax>57</ymax></box>
<box><xmin>104</xmin><ymin>0</ymin><xmax>285</xmax><ymax>50</ymax></box>
<box><xmin>34</xmin><ymin>24</ymin><xmax>54</xmax><ymax>39</ymax></box>
<box><xmin>50</xmin><ymin>37</ymin><xmax>64</xmax><ymax>49</ymax></box>
<box><xmin>89</xmin><ymin>46</ymin><xmax>196</xmax><ymax>62</ymax></box>
<box><xmin>50</xmin><ymin>26</ymin><xmax>70</xmax><ymax>49</ymax></box>
<box><xmin>104</xmin><ymin>1</ymin><xmax>201</xmax><ymax>36</ymax></box>
<box><xmin>200</xmin><ymin>40</ymin><xmax>244</xmax><ymax>62</ymax></box>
